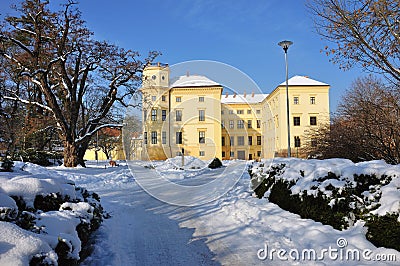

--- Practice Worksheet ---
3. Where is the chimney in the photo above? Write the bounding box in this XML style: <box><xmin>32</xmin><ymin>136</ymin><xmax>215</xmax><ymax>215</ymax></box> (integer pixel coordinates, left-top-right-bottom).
<box><xmin>243</xmin><ymin>91</ymin><xmax>247</xmax><ymax>97</ymax></box>
<box><xmin>225</xmin><ymin>92</ymin><xmax>228</xmax><ymax>98</ymax></box>
<box><xmin>186</xmin><ymin>71</ymin><xmax>190</xmax><ymax>77</ymax></box>
<box><xmin>251</xmin><ymin>91</ymin><xmax>255</xmax><ymax>97</ymax></box>
<box><xmin>233</xmin><ymin>92</ymin><xmax>237</xmax><ymax>98</ymax></box>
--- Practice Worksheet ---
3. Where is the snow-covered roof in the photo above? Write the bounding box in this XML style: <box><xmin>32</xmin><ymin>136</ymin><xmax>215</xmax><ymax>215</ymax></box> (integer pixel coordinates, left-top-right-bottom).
<box><xmin>279</xmin><ymin>75</ymin><xmax>328</xmax><ymax>86</ymax></box>
<box><xmin>170</xmin><ymin>75</ymin><xmax>220</xmax><ymax>88</ymax></box>
<box><xmin>221</xmin><ymin>93</ymin><xmax>268</xmax><ymax>104</ymax></box>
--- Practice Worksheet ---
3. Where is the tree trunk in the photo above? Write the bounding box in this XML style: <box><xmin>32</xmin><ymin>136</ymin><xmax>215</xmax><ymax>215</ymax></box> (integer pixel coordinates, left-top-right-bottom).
<box><xmin>77</xmin><ymin>141</ymin><xmax>89</xmax><ymax>167</ymax></box>
<box><xmin>63</xmin><ymin>141</ymin><xmax>79</xmax><ymax>167</ymax></box>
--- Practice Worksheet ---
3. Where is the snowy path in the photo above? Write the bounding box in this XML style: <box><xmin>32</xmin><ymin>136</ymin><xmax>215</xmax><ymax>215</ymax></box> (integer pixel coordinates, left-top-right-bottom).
<box><xmin>56</xmin><ymin>164</ymin><xmax>220</xmax><ymax>266</ymax></box>
<box><xmin>54</xmin><ymin>161</ymin><xmax>399</xmax><ymax>266</ymax></box>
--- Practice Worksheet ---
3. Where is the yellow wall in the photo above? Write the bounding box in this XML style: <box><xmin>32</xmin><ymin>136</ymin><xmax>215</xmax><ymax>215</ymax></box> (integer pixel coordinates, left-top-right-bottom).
<box><xmin>263</xmin><ymin>84</ymin><xmax>330</xmax><ymax>158</ymax></box>
<box><xmin>141</xmin><ymin>64</ymin><xmax>223</xmax><ymax>161</ymax></box>
<box><xmin>221</xmin><ymin>102</ymin><xmax>263</xmax><ymax>160</ymax></box>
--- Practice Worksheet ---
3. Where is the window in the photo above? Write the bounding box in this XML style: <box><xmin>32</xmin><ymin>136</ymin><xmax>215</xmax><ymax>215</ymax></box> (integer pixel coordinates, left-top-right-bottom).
<box><xmin>257</xmin><ymin>136</ymin><xmax>261</xmax><ymax>145</ymax></box>
<box><xmin>247</xmin><ymin>109</ymin><xmax>252</xmax><ymax>114</ymax></box>
<box><xmin>144</xmin><ymin>110</ymin><xmax>147</xmax><ymax>121</ymax></box>
<box><xmin>230</xmin><ymin>136</ymin><xmax>234</xmax><ymax>146</ymax></box>
<box><xmin>294</xmin><ymin>136</ymin><xmax>301</xmax><ymax>147</ymax></box>
<box><xmin>151</xmin><ymin>96</ymin><xmax>156</xmax><ymax>102</ymax></box>
<box><xmin>151</xmin><ymin>109</ymin><xmax>157</xmax><ymax>121</ymax></box>
<box><xmin>199</xmin><ymin>110</ymin><xmax>205</xmax><ymax>121</ymax></box>
<box><xmin>176</xmin><ymin>132</ymin><xmax>182</xmax><ymax>144</ymax></box>
<box><xmin>162</xmin><ymin>110</ymin><xmax>166</xmax><ymax>121</ymax></box>
<box><xmin>222</xmin><ymin>136</ymin><xmax>225</xmax><ymax>146</ymax></box>
<box><xmin>151</xmin><ymin>131</ymin><xmax>157</xmax><ymax>144</ymax></box>
<box><xmin>310</xmin><ymin>116</ymin><xmax>317</xmax><ymax>126</ymax></box>
<box><xmin>229</xmin><ymin>110</ymin><xmax>234</xmax><ymax>114</ymax></box>
<box><xmin>199</xmin><ymin>151</ymin><xmax>205</xmax><ymax>157</ymax></box>
<box><xmin>222</xmin><ymin>151</ymin><xmax>226</xmax><ymax>157</ymax></box>
<box><xmin>257</xmin><ymin>120</ymin><xmax>261</xmax><ymax>128</ymax></box>
<box><xmin>247</xmin><ymin>120</ymin><xmax>252</xmax><ymax>129</ymax></box>
<box><xmin>161</xmin><ymin>95</ymin><xmax>166</xmax><ymax>102</ymax></box>
<box><xmin>199</xmin><ymin>96</ymin><xmax>204</xmax><ymax>102</ymax></box>
<box><xmin>238</xmin><ymin>136</ymin><xmax>244</xmax><ymax>146</ymax></box>
<box><xmin>221</xmin><ymin>120</ymin><xmax>225</xmax><ymax>128</ymax></box>
<box><xmin>199</xmin><ymin>131</ymin><xmax>205</xmax><ymax>143</ymax></box>
<box><xmin>256</xmin><ymin>109</ymin><xmax>261</xmax><ymax>114</ymax></box>
<box><xmin>237</xmin><ymin>110</ymin><xmax>244</xmax><ymax>114</ymax></box>
<box><xmin>144</xmin><ymin>132</ymin><xmax>147</xmax><ymax>144</ymax></box>
<box><xmin>176</xmin><ymin>96</ymin><xmax>181</xmax><ymax>102</ymax></box>
<box><xmin>294</xmin><ymin>96</ymin><xmax>299</xmax><ymax>105</ymax></box>
<box><xmin>221</xmin><ymin>110</ymin><xmax>224</xmax><ymax>115</ymax></box>
<box><xmin>248</xmin><ymin>136</ymin><xmax>253</xmax><ymax>145</ymax></box>
<box><xmin>257</xmin><ymin>151</ymin><xmax>261</xmax><ymax>157</ymax></box>
<box><xmin>176</xmin><ymin>110</ymin><xmax>182</xmax><ymax>121</ymax></box>
<box><xmin>293</xmin><ymin>117</ymin><xmax>300</xmax><ymax>126</ymax></box>
<box><xmin>310</xmin><ymin>96</ymin><xmax>316</xmax><ymax>104</ymax></box>
<box><xmin>162</xmin><ymin>131</ymin><xmax>166</xmax><ymax>144</ymax></box>
<box><xmin>229</xmin><ymin>120</ymin><xmax>234</xmax><ymax>129</ymax></box>
<box><xmin>230</xmin><ymin>151</ymin><xmax>234</xmax><ymax>157</ymax></box>
<box><xmin>237</xmin><ymin>120</ymin><xmax>244</xmax><ymax>128</ymax></box>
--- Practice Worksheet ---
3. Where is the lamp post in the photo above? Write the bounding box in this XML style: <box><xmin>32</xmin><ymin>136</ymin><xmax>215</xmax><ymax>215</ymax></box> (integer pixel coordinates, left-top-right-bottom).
<box><xmin>278</xmin><ymin>40</ymin><xmax>293</xmax><ymax>157</ymax></box>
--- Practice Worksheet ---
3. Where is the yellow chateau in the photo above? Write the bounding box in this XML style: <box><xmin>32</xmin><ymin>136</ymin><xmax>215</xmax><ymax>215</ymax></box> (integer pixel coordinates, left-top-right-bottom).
<box><xmin>140</xmin><ymin>63</ymin><xmax>330</xmax><ymax>161</ymax></box>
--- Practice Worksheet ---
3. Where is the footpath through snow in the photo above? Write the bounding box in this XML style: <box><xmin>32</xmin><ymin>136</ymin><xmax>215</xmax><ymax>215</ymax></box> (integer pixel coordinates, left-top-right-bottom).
<box><xmin>52</xmin><ymin>160</ymin><xmax>399</xmax><ymax>266</ymax></box>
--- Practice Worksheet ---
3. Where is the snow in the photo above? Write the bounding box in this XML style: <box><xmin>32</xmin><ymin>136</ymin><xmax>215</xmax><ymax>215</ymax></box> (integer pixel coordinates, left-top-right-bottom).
<box><xmin>0</xmin><ymin>193</ymin><xmax>18</xmax><ymax>220</ymax></box>
<box><xmin>0</xmin><ymin>176</ymin><xmax>76</xmax><ymax>208</ymax></box>
<box><xmin>220</xmin><ymin>93</ymin><xmax>268</xmax><ymax>104</ymax></box>
<box><xmin>371</xmin><ymin>176</ymin><xmax>400</xmax><ymax>217</ymax></box>
<box><xmin>1</xmin><ymin>159</ymin><xmax>399</xmax><ymax>265</ymax></box>
<box><xmin>279</xmin><ymin>75</ymin><xmax>329</xmax><ymax>86</ymax></box>
<box><xmin>170</xmin><ymin>74</ymin><xmax>220</xmax><ymax>88</ymax></box>
<box><xmin>0</xmin><ymin>221</ymin><xmax>57</xmax><ymax>266</ymax></box>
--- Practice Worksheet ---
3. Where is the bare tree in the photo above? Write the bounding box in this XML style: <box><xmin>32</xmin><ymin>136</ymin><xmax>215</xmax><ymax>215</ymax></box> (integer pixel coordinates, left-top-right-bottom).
<box><xmin>303</xmin><ymin>76</ymin><xmax>400</xmax><ymax>164</ymax></box>
<box><xmin>307</xmin><ymin>0</ymin><xmax>400</xmax><ymax>83</ymax></box>
<box><xmin>0</xmin><ymin>0</ymin><xmax>158</xmax><ymax>166</ymax></box>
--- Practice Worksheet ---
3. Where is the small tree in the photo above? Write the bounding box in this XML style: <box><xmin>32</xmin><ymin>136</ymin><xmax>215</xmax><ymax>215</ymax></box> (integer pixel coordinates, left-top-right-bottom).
<box><xmin>0</xmin><ymin>0</ymin><xmax>158</xmax><ymax>166</ymax></box>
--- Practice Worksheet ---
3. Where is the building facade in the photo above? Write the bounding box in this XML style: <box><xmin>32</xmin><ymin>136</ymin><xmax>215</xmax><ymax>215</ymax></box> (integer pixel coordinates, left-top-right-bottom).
<box><xmin>140</xmin><ymin>63</ymin><xmax>330</xmax><ymax>161</ymax></box>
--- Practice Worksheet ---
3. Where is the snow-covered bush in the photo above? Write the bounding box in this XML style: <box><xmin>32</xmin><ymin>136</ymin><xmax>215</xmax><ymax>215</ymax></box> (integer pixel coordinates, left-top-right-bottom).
<box><xmin>0</xmin><ymin>158</ymin><xmax>14</xmax><ymax>172</ymax></box>
<box><xmin>0</xmin><ymin>162</ymin><xmax>104</xmax><ymax>265</ymax></box>
<box><xmin>250</xmin><ymin>158</ymin><xmax>400</xmax><ymax>251</ymax></box>
<box><xmin>208</xmin><ymin>157</ymin><xmax>223</xmax><ymax>169</ymax></box>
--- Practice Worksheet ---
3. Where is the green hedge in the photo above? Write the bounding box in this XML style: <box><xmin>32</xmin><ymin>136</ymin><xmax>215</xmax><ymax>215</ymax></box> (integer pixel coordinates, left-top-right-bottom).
<box><xmin>250</xmin><ymin>163</ymin><xmax>400</xmax><ymax>251</ymax></box>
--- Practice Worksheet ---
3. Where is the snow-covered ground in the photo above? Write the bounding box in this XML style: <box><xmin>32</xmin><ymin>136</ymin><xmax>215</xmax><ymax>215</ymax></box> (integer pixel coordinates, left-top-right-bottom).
<box><xmin>1</xmin><ymin>158</ymin><xmax>399</xmax><ymax>265</ymax></box>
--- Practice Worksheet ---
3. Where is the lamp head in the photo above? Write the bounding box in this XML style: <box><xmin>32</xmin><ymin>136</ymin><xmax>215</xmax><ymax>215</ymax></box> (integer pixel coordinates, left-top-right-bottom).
<box><xmin>278</xmin><ymin>40</ymin><xmax>293</xmax><ymax>52</ymax></box>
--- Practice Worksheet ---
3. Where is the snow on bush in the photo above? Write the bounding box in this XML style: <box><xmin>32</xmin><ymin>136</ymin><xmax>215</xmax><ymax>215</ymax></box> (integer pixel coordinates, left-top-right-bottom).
<box><xmin>0</xmin><ymin>221</ymin><xmax>58</xmax><ymax>265</ymax></box>
<box><xmin>250</xmin><ymin>158</ymin><xmax>400</xmax><ymax>251</ymax></box>
<box><xmin>0</xmin><ymin>162</ymin><xmax>104</xmax><ymax>265</ymax></box>
<box><xmin>157</xmin><ymin>156</ymin><xmax>208</xmax><ymax>170</ymax></box>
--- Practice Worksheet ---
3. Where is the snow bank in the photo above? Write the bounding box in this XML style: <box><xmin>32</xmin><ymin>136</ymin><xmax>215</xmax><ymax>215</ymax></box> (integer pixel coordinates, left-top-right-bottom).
<box><xmin>156</xmin><ymin>156</ymin><xmax>208</xmax><ymax>170</ymax></box>
<box><xmin>0</xmin><ymin>161</ymin><xmax>104</xmax><ymax>264</ymax></box>
<box><xmin>256</xmin><ymin>158</ymin><xmax>399</xmax><ymax>218</ymax></box>
<box><xmin>0</xmin><ymin>221</ymin><xmax>57</xmax><ymax>266</ymax></box>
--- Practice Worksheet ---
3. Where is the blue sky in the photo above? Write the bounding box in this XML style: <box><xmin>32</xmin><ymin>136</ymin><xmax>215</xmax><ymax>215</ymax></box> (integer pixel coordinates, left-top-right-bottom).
<box><xmin>0</xmin><ymin>0</ymin><xmax>365</xmax><ymax>112</ymax></box>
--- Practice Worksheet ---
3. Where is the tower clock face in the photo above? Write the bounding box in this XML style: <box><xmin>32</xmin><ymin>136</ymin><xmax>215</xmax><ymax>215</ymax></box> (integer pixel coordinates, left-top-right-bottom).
<box><xmin>152</xmin><ymin>75</ymin><xmax>156</xmax><ymax>80</ymax></box>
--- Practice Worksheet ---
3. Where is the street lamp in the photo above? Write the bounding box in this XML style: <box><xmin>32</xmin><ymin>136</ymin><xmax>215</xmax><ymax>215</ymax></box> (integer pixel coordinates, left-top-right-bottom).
<box><xmin>278</xmin><ymin>40</ymin><xmax>293</xmax><ymax>157</ymax></box>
